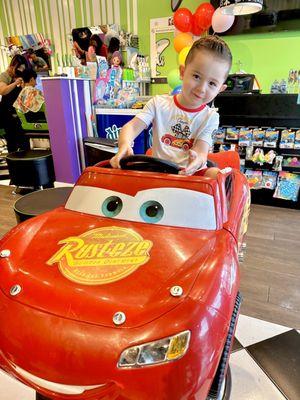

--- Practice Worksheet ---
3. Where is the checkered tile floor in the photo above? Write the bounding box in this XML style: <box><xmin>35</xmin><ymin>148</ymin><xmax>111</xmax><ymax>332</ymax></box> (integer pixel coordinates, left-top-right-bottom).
<box><xmin>0</xmin><ymin>314</ymin><xmax>299</xmax><ymax>399</ymax></box>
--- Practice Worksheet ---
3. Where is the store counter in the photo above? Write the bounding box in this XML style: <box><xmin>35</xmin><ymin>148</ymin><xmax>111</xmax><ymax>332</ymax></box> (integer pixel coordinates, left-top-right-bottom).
<box><xmin>95</xmin><ymin>108</ymin><xmax>152</xmax><ymax>154</ymax></box>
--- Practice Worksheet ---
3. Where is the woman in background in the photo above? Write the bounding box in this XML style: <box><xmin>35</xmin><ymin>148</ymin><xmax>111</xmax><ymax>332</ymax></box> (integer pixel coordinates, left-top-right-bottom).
<box><xmin>86</xmin><ymin>34</ymin><xmax>108</xmax><ymax>62</ymax></box>
<box><xmin>0</xmin><ymin>55</ymin><xmax>29</xmax><ymax>152</ymax></box>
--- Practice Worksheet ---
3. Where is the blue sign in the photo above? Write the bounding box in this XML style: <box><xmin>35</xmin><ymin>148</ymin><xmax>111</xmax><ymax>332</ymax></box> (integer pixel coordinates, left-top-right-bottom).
<box><xmin>96</xmin><ymin>113</ymin><xmax>152</xmax><ymax>154</ymax></box>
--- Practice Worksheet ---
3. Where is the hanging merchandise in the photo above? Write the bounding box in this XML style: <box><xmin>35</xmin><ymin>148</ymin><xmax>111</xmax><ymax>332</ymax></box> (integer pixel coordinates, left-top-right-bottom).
<box><xmin>220</xmin><ymin>0</ymin><xmax>263</xmax><ymax>16</ymax></box>
<box><xmin>273</xmin><ymin>155</ymin><xmax>283</xmax><ymax>171</ymax></box>
<box><xmin>251</xmin><ymin>148</ymin><xmax>265</xmax><ymax>165</ymax></box>
<box><xmin>261</xmin><ymin>171</ymin><xmax>278</xmax><ymax>190</ymax></box>
<box><xmin>294</xmin><ymin>130</ymin><xmax>300</xmax><ymax>149</ymax></box>
<box><xmin>93</xmin><ymin>58</ymin><xmax>109</xmax><ymax>105</ymax></box>
<box><xmin>273</xmin><ymin>172</ymin><xmax>300</xmax><ymax>201</ymax></box>
<box><xmin>238</xmin><ymin>128</ymin><xmax>252</xmax><ymax>146</ymax></box>
<box><xmin>280</xmin><ymin>129</ymin><xmax>295</xmax><ymax>149</ymax></box>
<box><xmin>252</xmin><ymin>128</ymin><xmax>265</xmax><ymax>146</ymax></box>
<box><xmin>264</xmin><ymin>129</ymin><xmax>279</xmax><ymax>148</ymax></box>
<box><xmin>264</xmin><ymin>150</ymin><xmax>276</xmax><ymax>164</ymax></box>
<box><xmin>245</xmin><ymin>169</ymin><xmax>263</xmax><ymax>189</ymax></box>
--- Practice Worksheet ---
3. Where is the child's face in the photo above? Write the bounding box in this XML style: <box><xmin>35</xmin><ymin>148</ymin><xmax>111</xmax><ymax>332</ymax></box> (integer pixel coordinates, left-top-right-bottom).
<box><xmin>178</xmin><ymin>49</ymin><xmax>228</xmax><ymax>109</ymax></box>
<box><xmin>29</xmin><ymin>77</ymin><xmax>36</xmax><ymax>87</ymax></box>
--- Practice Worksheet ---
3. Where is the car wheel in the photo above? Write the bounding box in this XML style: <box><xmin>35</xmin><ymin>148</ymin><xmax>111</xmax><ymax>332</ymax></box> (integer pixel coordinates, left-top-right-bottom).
<box><xmin>164</xmin><ymin>137</ymin><xmax>171</xmax><ymax>145</ymax></box>
<box><xmin>36</xmin><ymin>393</ymin><xmax>51</xmax><ymax>400</ymax></box>
<box><xmin>206</xmin><ymin>292</ymin><xmax>242</xmax><ymax>400</ymax></box>
<box><xmin>206</xmin><ymin>365</ymin><xmax>232</xmax><ymax>400</ymax></box>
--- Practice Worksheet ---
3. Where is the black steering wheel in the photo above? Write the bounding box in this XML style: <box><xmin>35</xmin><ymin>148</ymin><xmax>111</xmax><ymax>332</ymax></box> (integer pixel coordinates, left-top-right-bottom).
<box><xmin>120</xmin><ymin>155</ymin><xmax>181</xmax><ymax>174</ymax></box>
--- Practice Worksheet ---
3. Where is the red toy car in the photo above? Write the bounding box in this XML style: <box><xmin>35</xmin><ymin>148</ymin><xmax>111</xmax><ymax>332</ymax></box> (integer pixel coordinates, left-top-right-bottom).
<box><xmin>0</xmin><ymin>154</ymin><xmax>250</xmax><ymax>400</ymax></box>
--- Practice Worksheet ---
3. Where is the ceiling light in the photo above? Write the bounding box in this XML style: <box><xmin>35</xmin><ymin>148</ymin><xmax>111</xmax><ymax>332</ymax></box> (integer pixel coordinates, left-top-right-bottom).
<box><xmin>220</xmin><ymin>0</ymin><xmax>263</xmax><ymax>16</ymax></box>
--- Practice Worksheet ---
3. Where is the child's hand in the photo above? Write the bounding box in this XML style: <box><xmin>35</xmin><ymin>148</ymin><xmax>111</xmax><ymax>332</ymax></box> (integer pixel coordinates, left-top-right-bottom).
<box><xmin>179</xmin><ymin>149</ymin><xmax>206</xmax><ymax>175</ymax></box>
<box><xmin>110</xmin><ymin>144</ymin><xmax>133</xmax><ymax>168</ymax></box>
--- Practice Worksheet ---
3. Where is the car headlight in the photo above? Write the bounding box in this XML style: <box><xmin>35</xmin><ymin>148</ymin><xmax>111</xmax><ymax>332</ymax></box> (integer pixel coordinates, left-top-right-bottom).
<box><xmin>118</xmin><ymin>330</ymin><xmax>190</xmax><ymax>368</ymax></box>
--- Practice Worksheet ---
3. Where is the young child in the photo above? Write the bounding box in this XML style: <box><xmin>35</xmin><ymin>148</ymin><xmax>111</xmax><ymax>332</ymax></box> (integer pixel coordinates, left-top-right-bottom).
<box><xmin>110</xmin><ymin>35</ymin><xmax>232</xmax><ymax>177</ymax></box>
<box><xmin>13</xmin><ymin>68</ymin><xmax>45</xmax><ymax>113</ymax></box>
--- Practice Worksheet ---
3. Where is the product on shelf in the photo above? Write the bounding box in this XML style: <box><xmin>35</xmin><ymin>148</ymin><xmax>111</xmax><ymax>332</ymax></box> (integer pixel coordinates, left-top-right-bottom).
<box><xmin>294</xmin><ymin>130</ymin><xmax>300</xmax><ymax>149</ymax></box>
<box><xmin>264</xmin><ymin>128</ymin><xmax>279</xmax><ymax>148</ymax></box>
<box><xmin>238</xmin><ymin>128</ymin><xmax>252</xmax><ymax>146</ymax></box>
<box><xmin>273</xmin><ymin>155</ymin><xmax>283</xmax><ymax>171</ymax></box>
<box><xmin>251</xmin><ymin>148</ymin><xmax>265</xmax><ymax>165</ymax></box>
<box><xmin>252</xmin><ymin>128</ymin><xmax>265</xmax><ymax>146</ymax></box>
<box><xmin>225</xmin><ymin>127</ymin><xmax>239</xmax><ymax>141</ymax></box>
<box><xmin>261</xmin><ymin>171</ymin><xmax>278</xmax><ymax>190</ymax></box>
<box><xmin>213</xmin><ymin>127</ymin><xmax>226</xmax><ymax>144</ymax></box>
<box><xmin>279</xmin><ymin>129</ymin><xmax>295</xmax><ymax>149</ymax></box>
<box><xmin>273</xmin><ymin>172</ymin><xmax>300</xmax><ymax>201</ymax></box>
<box><xmin>283</xmin><ymin>156</ymin><xmax>300</xmax><ymax>167</ymax></box>
<box><xmin>245</xmin><ymin>169</ymin><xmax>263</xmax><ymax>189</ymax></box>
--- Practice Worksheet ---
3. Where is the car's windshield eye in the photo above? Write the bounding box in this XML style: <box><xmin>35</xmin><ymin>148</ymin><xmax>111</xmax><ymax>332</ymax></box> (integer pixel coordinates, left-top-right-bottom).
<box><xmin>102</xmin><ymin>196</ymin><xmax>123</xmax><ymax>217</ymax></box>
<box><xmin>139</xmin><ymin>201</ymin><xmax>164</xmax><ymax>223</ymax></box>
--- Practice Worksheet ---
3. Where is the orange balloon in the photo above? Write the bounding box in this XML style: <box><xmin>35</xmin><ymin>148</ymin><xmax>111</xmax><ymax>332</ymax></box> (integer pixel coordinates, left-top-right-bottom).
<box><xmin>173</xmin><ymin>32</ymin><xmax>193</xmax><ymax>53</ymax></box>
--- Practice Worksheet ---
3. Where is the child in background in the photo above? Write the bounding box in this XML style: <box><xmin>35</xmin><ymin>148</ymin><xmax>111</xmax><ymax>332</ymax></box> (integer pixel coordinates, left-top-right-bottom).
<box><xmin>13</xmin><ymin>68</ymin><xmax>44</xmax><ymax>114</ymax></box>
<box><xmin>86</xmin><ymin>34</ymin><xmax>108</xmax><ymax>62</ymax></box>
<box><xmin>110</xmin><ymin>35</ymin><xmax>232</xmax><ymax>177</ymax></box>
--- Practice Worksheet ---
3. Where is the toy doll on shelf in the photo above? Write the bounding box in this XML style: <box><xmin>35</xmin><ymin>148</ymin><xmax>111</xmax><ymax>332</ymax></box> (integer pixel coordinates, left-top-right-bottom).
<box><xmin>104</xmin><ymin>51</ymin><xmax>123</xmax><ymax>101</ymax></box>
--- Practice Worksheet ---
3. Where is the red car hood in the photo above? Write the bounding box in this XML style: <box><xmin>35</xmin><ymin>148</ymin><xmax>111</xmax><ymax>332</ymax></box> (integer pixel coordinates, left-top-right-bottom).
<box><xmin>0</xmin><ymin>208</ymin><xmax>223</xmax><ymax>328</ymax></box>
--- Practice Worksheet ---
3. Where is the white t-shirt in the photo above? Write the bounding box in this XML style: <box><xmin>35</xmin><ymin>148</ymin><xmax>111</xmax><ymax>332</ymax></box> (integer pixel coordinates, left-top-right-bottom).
<box><xmin>136</xmin><ymin>94</ymin><xmax>219</xmax><ymax>168</ymax></box>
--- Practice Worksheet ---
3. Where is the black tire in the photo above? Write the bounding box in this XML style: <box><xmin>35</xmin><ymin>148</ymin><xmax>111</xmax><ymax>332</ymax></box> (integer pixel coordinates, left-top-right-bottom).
<box><xmin>206</xmin><ymin>365</ymin><xmax>232</xmax><ymax>400</ymax></box>
<box><xmin>206</xmin><ymin>292</ymin><xmax>242</xmax><ymax>400</ymax></box>
<box><xmin>36</xmin><ymin>393</ymin><xmax>51</xmax><ymax>400</ymax></box>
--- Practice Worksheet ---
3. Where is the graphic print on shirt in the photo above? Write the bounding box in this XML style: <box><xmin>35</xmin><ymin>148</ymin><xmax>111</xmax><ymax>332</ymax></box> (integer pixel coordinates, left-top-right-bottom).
<box><xmin>161</xmin><ymin>118</ymin><xmax>194</xmax><ymax>151</ymax></box>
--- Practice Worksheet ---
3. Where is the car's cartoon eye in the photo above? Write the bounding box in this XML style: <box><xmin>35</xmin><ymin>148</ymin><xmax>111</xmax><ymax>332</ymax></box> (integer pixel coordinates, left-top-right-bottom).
<box><xmin>102</xmin><ymin>196</ymin><xmax>123</xmax><ymax>217</ymax></box>
<box><xmin>139</xmin><ymin>201</ymin><xmax>164</xmax><ymax>223</ymax></box>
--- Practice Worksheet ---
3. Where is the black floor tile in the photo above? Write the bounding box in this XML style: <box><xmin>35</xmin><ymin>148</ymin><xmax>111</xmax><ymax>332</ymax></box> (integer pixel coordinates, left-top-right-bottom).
<box><xmin>247</xmin><ymin>330</ymin><xmax>300</xmax><ymax>400</ymax></box>
<box><xmin>232</xmin><ymin>336</ymin><xmax>243</xmax><ymax>353</ymax></box>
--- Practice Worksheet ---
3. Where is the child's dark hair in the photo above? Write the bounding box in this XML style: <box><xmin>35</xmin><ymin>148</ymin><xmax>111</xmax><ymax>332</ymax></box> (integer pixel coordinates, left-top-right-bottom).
<box><xmin>22</xmin><ymin>68</ymin><xmax>37</xmax><ymax>83</ymax></box>
<box><xmin>185</xmin><ymin>35</ymin><xmax>232</xmax><ymax>74</ymax></box>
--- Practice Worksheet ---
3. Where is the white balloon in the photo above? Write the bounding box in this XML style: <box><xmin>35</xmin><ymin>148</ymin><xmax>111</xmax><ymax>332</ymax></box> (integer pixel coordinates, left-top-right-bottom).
<box><xmin>212</xmin><ymin>7</ymin><xmax>235</xmax><ymax>33</ymax></box>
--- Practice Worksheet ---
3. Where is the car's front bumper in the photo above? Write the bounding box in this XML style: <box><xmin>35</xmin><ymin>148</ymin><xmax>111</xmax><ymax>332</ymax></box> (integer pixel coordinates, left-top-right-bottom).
<box><xmin>0</xmin><ymin>284</ymin><xmax>232</xmax><ymax>400</ymax></box>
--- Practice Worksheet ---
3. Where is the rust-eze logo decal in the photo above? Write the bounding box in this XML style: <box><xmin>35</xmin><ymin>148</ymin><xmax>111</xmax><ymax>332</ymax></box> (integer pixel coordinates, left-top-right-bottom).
<box><xmin>47</xmin><ymin>227</ymin><xmax>153</xmax><ymax>285</ymax></box>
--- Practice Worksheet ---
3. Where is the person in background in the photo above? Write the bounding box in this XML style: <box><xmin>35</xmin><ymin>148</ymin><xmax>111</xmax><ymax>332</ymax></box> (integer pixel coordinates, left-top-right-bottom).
<box><xmin>72</xmin><ymin>28</ymin><xmax>91</xmax><ymax>65</ymax></box>
<box><xmin>27</xmin><ymin>48</ymin><xmax>49</xmax><ymax>72</ymax></box>
<box><xmin>110</xmin><ymin>35</ymin><xmax>232</xmax><ymax>178</ymax></box>
<box><xmin>0</xmin><ymin>55</ymin><xmax>29</xmax><ymax>152</ymax></box>
<box><xmin>86</xmin><ymin>34</ymin><xmax>108</xmax><ymax>62</ymax></box>
<box><xmin>107</xmin><ymin>37</ymin><xmax>121</xmax><ymax>66</ymax></box>
<box><xmin>13</xmin><ymin>68</ymin><xmax>44</xmax><ymax>114</ymax></box>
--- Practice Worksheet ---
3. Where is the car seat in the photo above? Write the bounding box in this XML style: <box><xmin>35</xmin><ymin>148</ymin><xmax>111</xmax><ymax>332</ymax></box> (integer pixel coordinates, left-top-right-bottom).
<box><xmin>6</xmin><ymin>105</ymin><xmax>55</xmax><ymax>191</ymax></box>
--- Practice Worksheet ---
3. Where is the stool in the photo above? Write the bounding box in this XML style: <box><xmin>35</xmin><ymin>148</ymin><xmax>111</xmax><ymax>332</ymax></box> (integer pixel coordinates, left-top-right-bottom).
<box><xmin>6</xmin><ymin>149</ymin><xmax>55</xmax><ymax>190</ymax></box>
<box><xmin>14</xmin><ymin>187</ymin><xmax>73</xmax><ymax>223</ymax></box>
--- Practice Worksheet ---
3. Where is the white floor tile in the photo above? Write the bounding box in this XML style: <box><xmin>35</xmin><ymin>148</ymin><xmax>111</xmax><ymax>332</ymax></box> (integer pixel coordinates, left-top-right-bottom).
<box><xmin>235</xmin><ymin>314</ymin><xmax>291</xmax><ymax>347</ymax></box>
<box><xmin>230</xmin><ymin>350</ymin><xmax>286</xmax><ymax>400</ymax></box>
<box><xmin>0</xmin><ymin>180</ymin><xmax>10</xmax><ymax>186</ymax></box>
<box><xmin>0</xmin><ymin>369</ymin><xmax>35</xmax><ymax>400</ymax></box>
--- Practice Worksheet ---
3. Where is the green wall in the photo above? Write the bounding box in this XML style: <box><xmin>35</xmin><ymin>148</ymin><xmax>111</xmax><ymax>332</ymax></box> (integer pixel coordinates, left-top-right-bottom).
<box><xmin>1</xmin><ymin>0</ymin><xmax>299</xmax><ymax>94</ymax></box>
<box><xmin>137</xmin><ymin>0</ymin><xmax>300</xmax><ymax>95</ymax></box>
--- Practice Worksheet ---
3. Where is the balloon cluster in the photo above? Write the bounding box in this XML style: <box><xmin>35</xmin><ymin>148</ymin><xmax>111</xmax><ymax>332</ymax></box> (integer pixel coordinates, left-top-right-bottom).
<box><xmin>168</xmin><ymin>2</ymin><xmax>235</xmax><ymax>92</ymax></box>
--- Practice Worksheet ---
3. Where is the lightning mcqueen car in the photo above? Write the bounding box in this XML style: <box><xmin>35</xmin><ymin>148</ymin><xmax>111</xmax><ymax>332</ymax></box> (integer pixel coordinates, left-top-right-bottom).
<box><xmin>0</xmin><ymin>154</ymin><xmax>250</xmax><ymax>400</ymax></box>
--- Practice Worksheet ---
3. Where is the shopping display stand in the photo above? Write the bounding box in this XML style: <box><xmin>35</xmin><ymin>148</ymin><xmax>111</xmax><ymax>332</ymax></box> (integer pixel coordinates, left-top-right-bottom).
<box><xmin>215</xmin><ymin>93</ymin><xmax>300</xmax><ymax>209</ymax></box>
